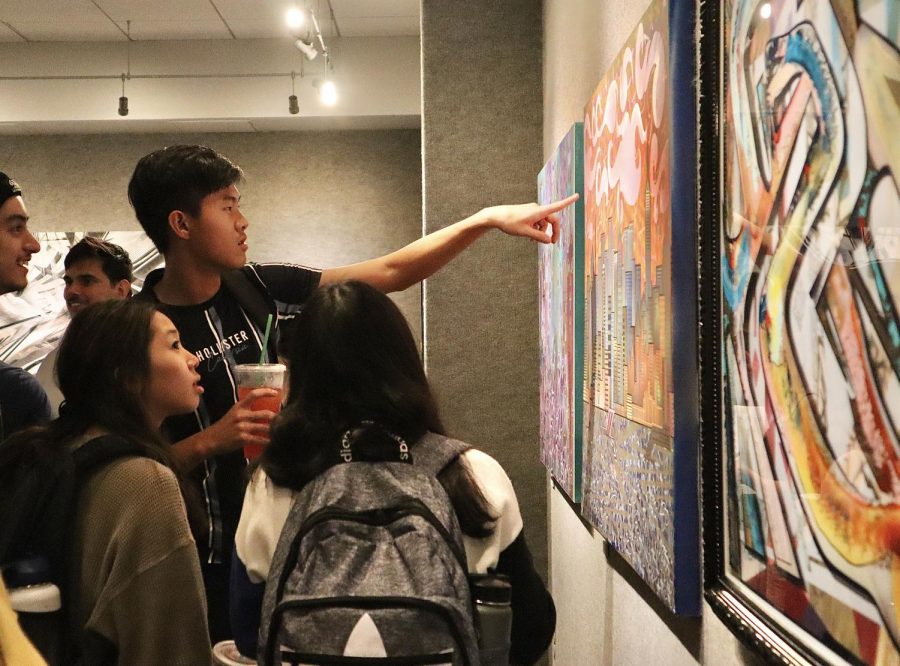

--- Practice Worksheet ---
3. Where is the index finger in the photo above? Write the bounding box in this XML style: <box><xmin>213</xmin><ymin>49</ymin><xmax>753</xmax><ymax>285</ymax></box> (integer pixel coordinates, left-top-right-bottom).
<box><xmin>536</xmin><ymin>193</ymin><xmax>579</xmax><ymax>217</ymax></box>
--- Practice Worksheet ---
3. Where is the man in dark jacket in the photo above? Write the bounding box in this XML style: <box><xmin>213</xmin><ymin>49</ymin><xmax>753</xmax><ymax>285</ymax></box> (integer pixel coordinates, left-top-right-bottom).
<box><xmin>0</xmin><ymin>172</ymin><xmax>50</xmax><ymax>440</ymax></box>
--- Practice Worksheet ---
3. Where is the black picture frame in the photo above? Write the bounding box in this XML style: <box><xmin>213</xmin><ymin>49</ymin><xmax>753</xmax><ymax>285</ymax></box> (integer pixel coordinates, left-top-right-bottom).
<box><xmin>700</xmin><ymin>1</ymin><xmax>900</xmax><ymax>664</ymax></box>
<box><xmin>698</xmin><ymin>2</ymin><xmax>809</xmax><ymax>660</ymax></box>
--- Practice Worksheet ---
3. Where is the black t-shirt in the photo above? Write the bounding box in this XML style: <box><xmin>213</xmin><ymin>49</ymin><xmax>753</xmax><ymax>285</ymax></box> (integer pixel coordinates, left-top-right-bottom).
<box><xmin>141</xmin><ymin>263</ymin><xmax>321</xmax><ymax>564</ymax></box>
<box><xmin>0</xmin><ymin>361</ymin><xmax>51</xmax><ymax>441</ymax></box>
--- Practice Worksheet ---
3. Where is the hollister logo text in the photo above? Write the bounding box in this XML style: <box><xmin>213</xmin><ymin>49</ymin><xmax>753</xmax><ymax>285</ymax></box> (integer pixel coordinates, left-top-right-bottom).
<box><xmin>194</xmin><ymin>329</ymin><xmax>251</xmax><ymax>362</ymax></box>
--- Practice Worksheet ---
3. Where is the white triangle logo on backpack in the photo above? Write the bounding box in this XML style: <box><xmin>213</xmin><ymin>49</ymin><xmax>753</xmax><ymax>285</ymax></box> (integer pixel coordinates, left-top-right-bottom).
<box><xmin>343</xmin><ymin>612</ymin><xmax>388</xmax><ymax>657</ymax></box>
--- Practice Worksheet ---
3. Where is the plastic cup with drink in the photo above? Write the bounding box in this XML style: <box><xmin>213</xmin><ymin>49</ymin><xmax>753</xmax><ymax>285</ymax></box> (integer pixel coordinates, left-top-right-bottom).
<box><xmin>234</xmin><ymin>362</ymin><xmax>286</xmax><ymax>461</ymax></box>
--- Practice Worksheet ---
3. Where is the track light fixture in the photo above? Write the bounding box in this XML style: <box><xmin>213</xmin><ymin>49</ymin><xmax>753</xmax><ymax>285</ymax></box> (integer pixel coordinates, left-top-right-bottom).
<box><xmin>118</xmin><ymin>74</ymin><xmax>129</xmax><ymax>116</ymax></box>
<box><xmin>313</xmin><ymin>59</ymin><xmax>337</xmax><ymax>107</ymax></box>
<box><xmin>294</xmin><ymin>38</ymin><xmax>318</xmax><ymax>60</ymax></box>
<box><xmin>289</xmin><ymin>3</ymin><xmax>328</xmax><ymax>62</ymax></box>
<box><xmin>288</xmin><ymin>71</ymin><xmax>299</xmax><ymax>115</ymax></box>
<box><xmin>285</xmin><ymin>4</ymin><xmax>337</xmax><ymax>109</ymax></box>
<box><xmin>319</xmin><ymin>79</ymin><xmax>337</xmax><ymax>106</ymax></box>
<box><xmin>118</xmin><ymin>20</ymin><xmax>131</xmax><ymax>117</ymax></box>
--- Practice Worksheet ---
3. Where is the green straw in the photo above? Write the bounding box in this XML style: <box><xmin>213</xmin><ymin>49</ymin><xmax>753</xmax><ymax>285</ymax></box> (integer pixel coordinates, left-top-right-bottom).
<box><xmin>259</xmin><ymin>313</ymin><xmax>273</xmax><ymax>365</ymax></box>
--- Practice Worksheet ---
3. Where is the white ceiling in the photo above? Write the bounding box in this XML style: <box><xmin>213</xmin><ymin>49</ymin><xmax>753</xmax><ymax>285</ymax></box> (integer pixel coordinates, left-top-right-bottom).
<box><xmin>0</xmin><ymin>0</ymin><xmax>420</xmax><ymax>42</ymax></box>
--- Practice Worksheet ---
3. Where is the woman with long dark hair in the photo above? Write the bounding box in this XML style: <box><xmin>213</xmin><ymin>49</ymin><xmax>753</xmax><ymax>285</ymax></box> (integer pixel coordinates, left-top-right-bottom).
<box><xmin>0</xmin><ymin>299</ymin><xmax>211</xmax><ymax>664</ymax></box>
<box><xmin>231</xmin><ymin>281</ymin><xmax>555</xmax><ymax>663</ymax></box>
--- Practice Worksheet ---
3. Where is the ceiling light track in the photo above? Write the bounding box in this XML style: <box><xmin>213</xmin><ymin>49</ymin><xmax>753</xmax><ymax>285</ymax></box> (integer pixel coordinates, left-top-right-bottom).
<box><xmin>325</xmin><ymin>0</ymin><xmax>341</xmax><ymax>38</ymax></box>
<box><xmin>1</xmin><ymin>20</ymin><xmax>30</xmax><ymax>42</ymax></box>
<box><xmin>0</xmin><ymin>72</ymin><xmax>317</xmax><ymax>81</ymax></box>
<box><xmin>5</xmin><ymin>5</ymin><xmax>343</xmax><ymax>118</ymax></box>
<box><xmin>88</xmin><ymin>0</ymin><xmax>129</xmax><ymax>40</ymax></box>
<box><xmin>207</xmin><ymin>0</ymin><xmax>237</xmax><ymax>39</ymax></box>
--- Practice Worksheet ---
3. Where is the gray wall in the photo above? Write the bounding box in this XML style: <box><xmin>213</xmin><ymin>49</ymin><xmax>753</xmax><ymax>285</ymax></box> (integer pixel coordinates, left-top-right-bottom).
<box><xmin>544</xmin><ymin>1</ymin><xmax>762</xmax><ymax>664</ymax></box>
<box><xmin>421</xmin><ymin>0</ymin><xmax>547</xmax><ymax>583</ymax></box>
<box><xmin>0</xmin><ymin>130</ymin><xmax>422</xmax><ymax>343</ymax></box>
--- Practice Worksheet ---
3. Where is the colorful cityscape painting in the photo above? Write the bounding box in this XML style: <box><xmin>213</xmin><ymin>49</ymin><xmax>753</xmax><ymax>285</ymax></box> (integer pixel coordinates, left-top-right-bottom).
<box><xmin>581</xmin><ymin>0</ymin><xmax>699</xmax><ymax>614</ymax></box>
<box><xmin>538</xmin><ymin>123</ymin><xmax>585</xmax><ymax>502</ymax></box>
<box><xmin>721</xmin><ymin>0</ymin><xmax>900</xmax><ymax>661</ymax></box>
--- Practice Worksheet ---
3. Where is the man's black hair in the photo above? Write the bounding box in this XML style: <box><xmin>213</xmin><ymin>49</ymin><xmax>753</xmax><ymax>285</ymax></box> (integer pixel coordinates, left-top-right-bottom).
<box><xmin>127</xmin><ymin>145</ymin><xmax>244</xmax><ymax>254</ymax></box>
<box><xmin>65</xmin><ymin>236</ymin><xmax>134</xmax><ymax>283</ymax></box>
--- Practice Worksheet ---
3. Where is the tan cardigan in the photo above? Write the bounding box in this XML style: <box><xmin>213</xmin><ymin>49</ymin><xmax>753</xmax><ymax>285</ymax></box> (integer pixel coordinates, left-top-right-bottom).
<box><xmin>68</xmin><ymin>452</ymin><xmax>211</xmax><ymax>665</ymax></box>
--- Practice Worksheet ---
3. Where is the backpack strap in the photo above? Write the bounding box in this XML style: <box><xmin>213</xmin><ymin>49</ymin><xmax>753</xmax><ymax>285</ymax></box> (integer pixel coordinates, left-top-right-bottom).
<box><xmin>412</xmin><ymin>432</ymin><xmax>472</xmax><ymax>476</ymax></box>
<box><xmin>138</xmin><ymin>265</ymin><xmax>278</xmax><ymax>360</ymax></box>
<box><xmin>221</xmin><ymin>267</ymin><xmax>276</xmax><ymax>334</ymax></box>
<box><xmin>221</xmin><ymin>266</ymin><xmax>279</xmax><ymax>360</ymax></box>
<box><xmin>72</xmin><ymin>435</ymin><xmax>149</xmax><ymax>478</ymax></box>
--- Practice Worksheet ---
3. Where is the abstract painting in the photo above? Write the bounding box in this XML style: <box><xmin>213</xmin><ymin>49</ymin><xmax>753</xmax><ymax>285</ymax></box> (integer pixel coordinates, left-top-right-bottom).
<box><xmin>0</xmin><ymin>231</ymin><xmax>161</xmax><ymax>372</ymax></box>
<box><xmin>717</xmin><ymin>0</ymin><xmax>900</xmax><ymax>661</ymax></box>
<box><xmin>538</xmin><ymin>122</ymin><xmax>585</xmax><ymax>502</ymax></box>
<box><xmin>581</xmin><ymin>0</ymin><xmax>699</xmax><ymax>614</ymax></box>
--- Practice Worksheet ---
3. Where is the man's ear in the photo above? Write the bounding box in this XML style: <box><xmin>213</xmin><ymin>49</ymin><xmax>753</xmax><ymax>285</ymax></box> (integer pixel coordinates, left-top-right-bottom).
<box><xmin>168</xmin><ymin>210</ymin><xmax>191</xmax><ymax>241</ymax></box>
<box><xmin>114</xmin><ymin>279</ymin><xmax>131</xmax><ymax>299</ymax></box>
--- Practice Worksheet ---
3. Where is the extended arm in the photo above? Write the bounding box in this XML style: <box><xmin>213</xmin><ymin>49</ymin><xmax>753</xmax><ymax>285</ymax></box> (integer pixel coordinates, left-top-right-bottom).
<box><xmin>320</xmin><ymin>194</ymin><xmax>578</xmax><ymax>293</ymax></box>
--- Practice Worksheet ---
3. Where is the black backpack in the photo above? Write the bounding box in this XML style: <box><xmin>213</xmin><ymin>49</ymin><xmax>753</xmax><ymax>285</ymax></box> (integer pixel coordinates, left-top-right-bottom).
<box><xmin>258</xmin><ymin>432</ymin><xmax>481</xmax><ymax>666</ymax></box>
<box><xmin>0</xmin><ymin>434</ymin><xmax>148</xmax><ymax>664</ymax></box>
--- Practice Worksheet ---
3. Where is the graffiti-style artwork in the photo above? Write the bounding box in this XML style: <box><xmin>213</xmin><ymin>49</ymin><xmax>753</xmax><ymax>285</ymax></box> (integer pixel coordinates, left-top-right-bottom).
<box><xmin>538</xmin><ymin>123</ymin><xmax>585</xmax><ymax>502</ymax></box>
<box><xmin>582</xmin><ymin>0</ymin><xmax>699</xmax><ymax>614</ymax></box>
<box><xmin>721</xmin><ymin>0</ymin><xmax>900</xmax><ymax>661</ymax></box>
<box><xmin>0</xmin><ymin>231</ymin><xmax>161</xmax><ymax>371</ymax></box>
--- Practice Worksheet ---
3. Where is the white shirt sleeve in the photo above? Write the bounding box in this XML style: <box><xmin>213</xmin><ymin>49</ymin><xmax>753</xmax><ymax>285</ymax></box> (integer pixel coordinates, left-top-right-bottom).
<box><xmin>35</xmin><ymin>346</ymin><xmax>63</xmax><ymax>419</ymax></box>
<box><xmin>459</xmin><ymin>449</ymin><xmax>523</xmax><ymax>574</ymax></box>
<box><xmin>234</xmin><ymin>470</ymin><xmax>295</xmax><ymax>583</ymax></box>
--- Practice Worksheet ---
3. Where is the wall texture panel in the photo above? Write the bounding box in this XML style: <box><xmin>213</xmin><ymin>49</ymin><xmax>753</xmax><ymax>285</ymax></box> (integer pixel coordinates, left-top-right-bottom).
<box><xmin>421</xmin><ymin>0</ymin><xmax>547</xmax><ymax>577</ymax></box>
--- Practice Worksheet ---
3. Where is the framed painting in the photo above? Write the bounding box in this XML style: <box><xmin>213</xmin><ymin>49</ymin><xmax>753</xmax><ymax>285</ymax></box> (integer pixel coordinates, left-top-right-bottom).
<box><xmin>0</xmin><ymin>231</ymin><xmax>161</xmax><ymax>372</ymax></box>
<box><xmin>581</xmin><ymin>0</ymin><xmax>699</xmax><ymax>614</ymax></box>
<box><xmin>702</xmin><ymin>0</ymin><xmax>900</xmax><ymax>662</ymax></box>
<box><xmin>538</xmin><ymin>122</ymin><xmax>585</xmax><ymax>503</ymax></box>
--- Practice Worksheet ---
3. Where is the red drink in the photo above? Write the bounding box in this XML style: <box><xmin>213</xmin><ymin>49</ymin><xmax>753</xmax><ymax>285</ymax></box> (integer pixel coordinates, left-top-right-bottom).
<box><xmin>238</xmin><ymin>387</ymin><xmax>284</xmax><ymax>414</ymax></box>
<box><xmin>237</xmin><ymin>385</ymin><xmax>284</xmax><ymax>461</ymax></box>
<box><xmin>243</xmin><ymin>442</ymin><xmax>266</xmax><ymax>463</ymax></box>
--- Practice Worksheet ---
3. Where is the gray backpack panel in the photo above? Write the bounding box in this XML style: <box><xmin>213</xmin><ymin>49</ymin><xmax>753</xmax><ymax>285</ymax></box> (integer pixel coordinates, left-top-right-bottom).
<box><xmin>259</xmin><ymin>433</ymin><xmax>480</xmax><ymax>665</ymax></box>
